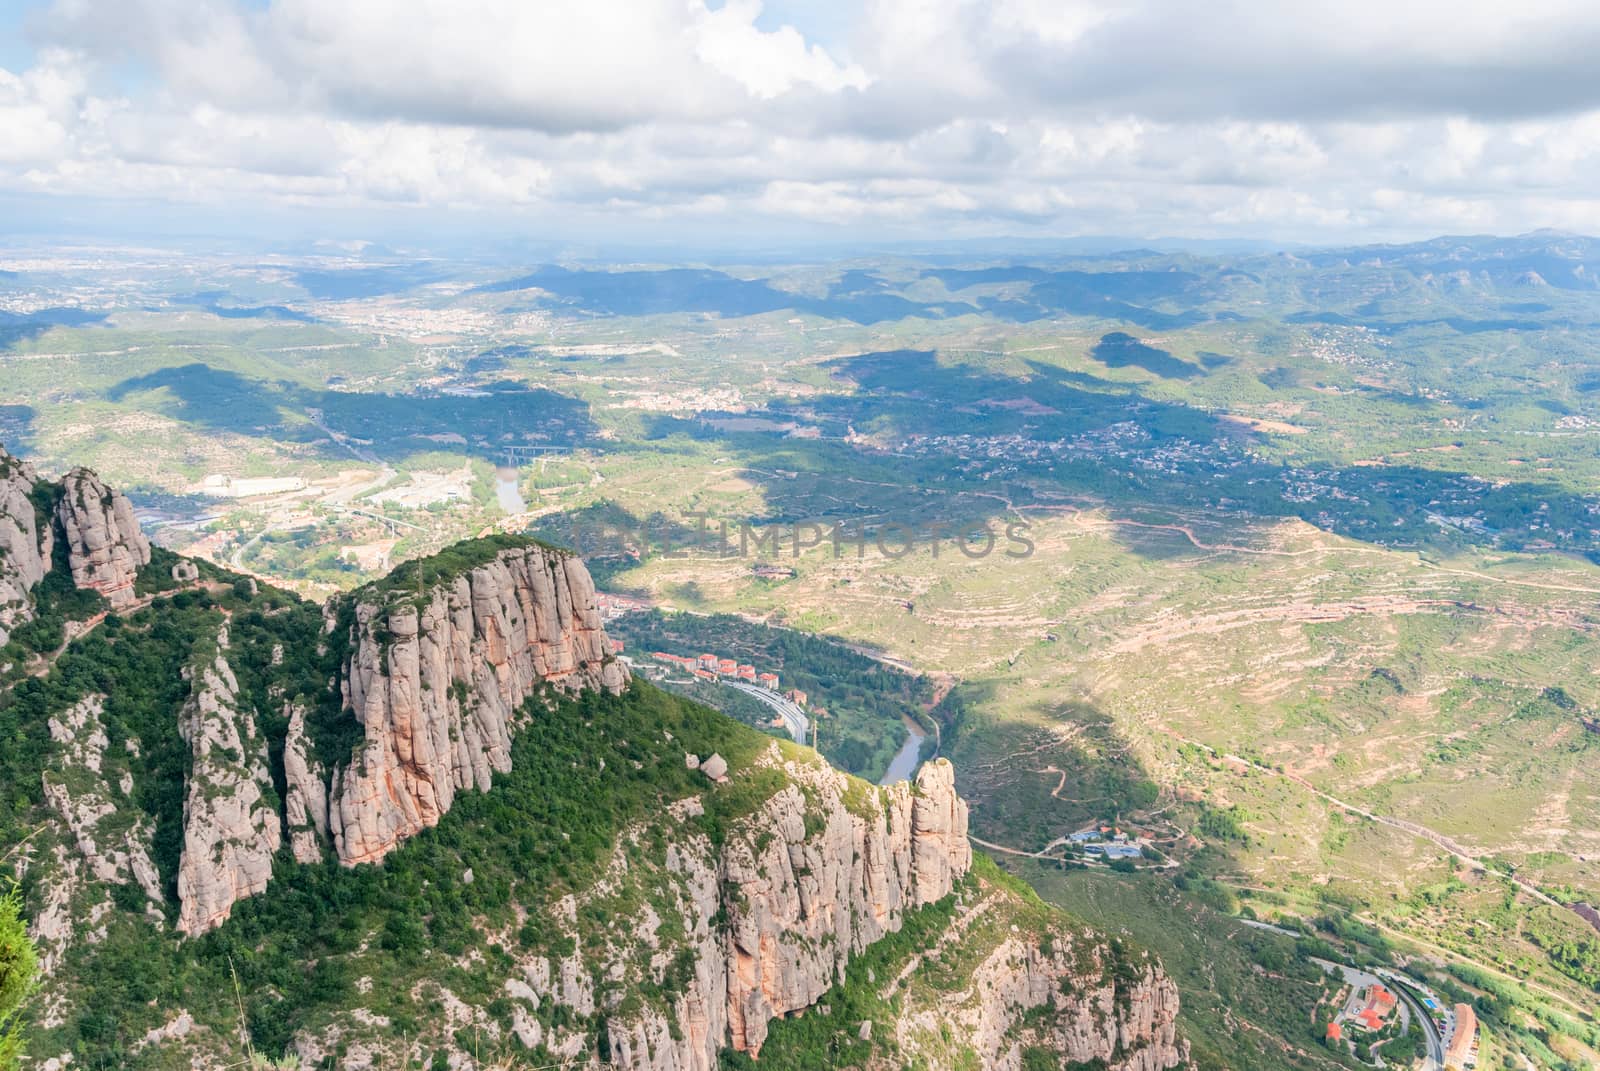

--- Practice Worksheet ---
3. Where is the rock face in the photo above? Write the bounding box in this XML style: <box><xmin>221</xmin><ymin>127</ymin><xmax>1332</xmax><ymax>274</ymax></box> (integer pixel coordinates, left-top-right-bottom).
<box><xmin>56</xmin><ymin>466</ymin><xmax>150</xmax><ymax>609</ymax></box>
<box><xmin>503</xmin><ymin>752</ymin><xmax>1187</xmax><ymax>1071</ymax></box>
<box><xmin>175</xmin><ymin>626</ymin><xmax>283</xmax><ymax>936</ymax></box>
<box><xmin>951</xmin><ymin>933</ymin><xmax>1187</xmax><ymax>1071</ymax></box>
<box><xmin>282</xmin><ymin>704</ymin><xmax>330</xmax><ymax>866</ymax></box>
<box><xmin>39</xmin><ymin>695</ymin><xmax>164</xmax><ymax>914</ymax></box>
<box><xmin>13</xmin><ymin>507</ymin><xmax>1193</xmax><ymax>1071</ymax></box>
<box><xmin>509</xmin><ymin>753</ymin><xmax>971</xmax><ymax>1071</ymax></box>
<box><xmin>328</xmin><ymin>543</ymin><xmax>627</xmax><ymax>865</ymax></box>
<box><xmin>716</xmin><ymin>757</ymin><xmax>971</xmax><ymax>1057</ymax></box>
<box><xmin>0</xmin><ymin>447</ymin><xmax>51</xmax><ymax>647</ymax></box>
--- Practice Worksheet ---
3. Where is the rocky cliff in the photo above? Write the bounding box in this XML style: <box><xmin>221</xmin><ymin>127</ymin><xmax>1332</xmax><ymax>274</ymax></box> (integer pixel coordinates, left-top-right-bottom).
<box><xmin>577</xmin><ymin>753</ymin><xmax>971</xmax><ymax>1071</ymax></box>
<box><xmin>883</xmin><ymin>865</ymin><xmax>1189</xmax><ymax>1071</ymax></box>
<box><xmin>0</xmin><ymin>448</ymin><xmax>51</xmax><ymax>647</ymax></box>
<box><xmin>55</xmin><ymin>466</ymin><xmax>150</xmax><ymax>609</ymax></box>
<box><xmin>39</xmin><ymin>694</ymin><xmax>164</xmax><ymax>912</ymax></box>
<box><xmin>10</xmin><ymin>516</ymin><xmax>1192</xmax><ymax>1071</ymax></box>
<box><xmin>282</xmin><ymin>703</ymin><xmax>331</xmax><ymax>866</ymax></box>
<box><xmin>328</xmin><ymin>541</ymin><xmax>628</xmax><ymax>865</ymax></box>
<box><xmin>174</xmin><ymin>626</ymin><xmax>282</xmax><ymax>936</ymax></box>
<box><xmin>0</xmin><ymin>448</ymin><xmax>154</xmax><ymax>648</ymax></box>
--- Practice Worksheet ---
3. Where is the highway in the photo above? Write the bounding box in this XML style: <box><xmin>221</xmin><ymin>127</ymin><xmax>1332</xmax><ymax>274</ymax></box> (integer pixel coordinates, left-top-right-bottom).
<box><xmin>723</xmin><ymin>679</ymin><xmax>808</xmax><ymax>743</ymax></box>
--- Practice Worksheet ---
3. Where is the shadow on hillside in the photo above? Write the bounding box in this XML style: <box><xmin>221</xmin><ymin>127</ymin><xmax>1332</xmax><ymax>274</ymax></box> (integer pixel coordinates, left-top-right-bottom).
<box><xmin>926</xmin><ymin>266</ymin><xmax>1213</xmax><ymax>329</ymax></box>
<box><xmin>172</xmin><ymin>291</ymin><xmax>318</xmax><ymax>323</ymax></box>
<box><xmin>105</xmin><ymin>362</ymin><xmax>596</xmax><ymax>463</ymax></box>
<box><xmin>0</xmin><ymin>405</ymin><xmax>36</xmax><ymax>454</ymax></box>
<box><xmin>933</xmin><ymin>677</ymin><xmax>1336</xmax><ymax>1069</ymax></box>
<box><xmin>0</xmin><ymin>307</ymin><xmax>111</xmax><ymax>349</ymax></box>
<box><xmin>628</xmin><ymin>346</ymin><xmax>1600</xmax><ymax>565</ymax></box>
<box><xmin>472</xmin><ymin>264</ymin><xmax>1230</xmax><ymax>327</ymax></box>
<box><xmin>524</xmin><ymin>500</ymin><xmax>699</xmax><ymax>587</ymax></box>
<box><xmin>1090</xmin><ymin>332</ymin><xmax>1201</xmax><ymax>379</ymax></box>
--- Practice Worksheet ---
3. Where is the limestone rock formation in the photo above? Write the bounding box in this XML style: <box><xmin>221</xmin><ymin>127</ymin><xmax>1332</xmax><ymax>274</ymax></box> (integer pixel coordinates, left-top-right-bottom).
<box><xmin>718</xmin><ymin>756</ymin><xmax>970</xmax><ymax>1056</ymax></box>
<box><xmin>494</xmin><ymin>751</ymin><xmax>1187</xmax><ymax>1071</ymax></box>
<box><xmin>959</xmin><ymin>935</ymin><xmax>1186</xmax><ymax>1071</ymax></box>
<box><xmin>0</xmin><ymin>447</ymin><xmax>51</xmax><ymax>647</ymax></box>
<box><xmin>282</xmin><ymin>704</ymin><xmax>331</xmax><ymax>865</ymax></box>
<box><xmin>888</xmin><ymin>901</ymin><xmax>1189</xmax><ymax>1071</ymax></box>
<box><xmin>908</xmin><ymin>758</ymin><xmax>972</xmax><ymax>905</ymax></box>
<box><xmin>175</xmin><ymin>626</ymin><xmax>283</xmax><ymax>936</ymax></box>
<box><xmin>39</xmin><ymin>695</ymin><xmax>164</xmax><ymax>913</ymax></box>
<box><xmin>8</xmin><ymin>497</ymin><xmax>1193</xmax><ymax>1071</ymax></box>
<box><xmin>56</xmin><ymin>466</ymin><xmax>150</xmax><ymax>608</ymax></box>
<box><xmin>328</xmin><ymin>542</ymin><xmax>627</xmax><ymax>865</ymax></box>
<box><xmin>501</xmin><ymin>753</ymin><xmax>972</xmax><ymax>1071</ymax></box>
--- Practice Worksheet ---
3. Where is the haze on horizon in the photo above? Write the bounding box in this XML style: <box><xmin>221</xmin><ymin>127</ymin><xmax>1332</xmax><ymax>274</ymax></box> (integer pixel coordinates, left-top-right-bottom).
<box><xmin>4</xmin><ymin>0</ymin><xmax>1600</xmax><ymax>248</ymax></box>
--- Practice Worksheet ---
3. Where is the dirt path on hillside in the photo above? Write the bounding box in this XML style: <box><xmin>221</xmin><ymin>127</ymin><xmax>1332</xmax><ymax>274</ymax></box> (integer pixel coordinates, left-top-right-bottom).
<box><xmin>1166</xmin><ymin>729</ymin><xmax>1566</xmax><ymax>911</ymax></box>
<box><xmin>1101</xmin><ymin>594</ymin><xmax>1593</xmax><ymax>656</ymax></box>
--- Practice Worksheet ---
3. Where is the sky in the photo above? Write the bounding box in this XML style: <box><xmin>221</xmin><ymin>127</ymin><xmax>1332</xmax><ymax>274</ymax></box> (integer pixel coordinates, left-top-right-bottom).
<box><xmin>4</xmin><ymin>0</ymin><xmax>1600</xmax><ymax>248</ymax></box>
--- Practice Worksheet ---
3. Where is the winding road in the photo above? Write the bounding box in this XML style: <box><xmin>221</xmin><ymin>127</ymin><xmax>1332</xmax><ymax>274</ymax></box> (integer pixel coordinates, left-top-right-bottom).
<box><xmin>722</xmin><ymin>679</ymin><xmax>808</xmax><ymax>743</ymax></box>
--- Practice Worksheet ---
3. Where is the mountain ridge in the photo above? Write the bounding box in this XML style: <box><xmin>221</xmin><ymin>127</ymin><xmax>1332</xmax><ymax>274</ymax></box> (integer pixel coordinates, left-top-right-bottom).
<box><xmin>0</xmin><ymin>444</ymin><xmax>1190</xmax><ymax>1071</ymax></box>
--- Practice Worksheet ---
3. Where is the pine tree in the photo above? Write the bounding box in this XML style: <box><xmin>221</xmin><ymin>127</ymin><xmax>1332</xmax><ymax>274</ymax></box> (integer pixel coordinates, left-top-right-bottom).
<box><xmin>0</xmin><ymin>886</ymin><xmax>37</xmax><ymax>1071</ymax></box>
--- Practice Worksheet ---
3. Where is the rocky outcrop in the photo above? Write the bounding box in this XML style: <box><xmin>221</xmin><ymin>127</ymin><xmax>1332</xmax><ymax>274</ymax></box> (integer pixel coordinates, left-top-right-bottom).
<box><xmin>951</xmin><ymin>934</ymin><xmax>1187</xmax><ymax>1071</ymax></box>
<box><xmin>496</xmin><ymin>751</ymin><xmax>1188</xmax><ymax>1071</ymax></box>
<box><xmin>13</xmin><ymin>514</ymin><xmax>1192</xmax><ymax>1071</ymax></box>
<box><xmin>282</xmin><ymin>704</ymin><xmax>330</xmax><ymax>865</ymax></box>
<box><xmin>502</xmin><ymin>754</ymin><xmax>970</xmax><ymax>1071</ymax></box>
<box><xmin>718</xmin><ymin>757</ymin><xmax>970</xmax><ymax>1056</ymax></box>
<box><xmin>908</xmin><ymin>759</ymin><xmax>971</xmax><ymax>905</ymax></box>
<box><xmin>56</xmin><ymin>466</ymin><xmax>150</xmax><ymax>608</ymax></box>
<box><xmin>175</xmin><ymin>626</ymin><xmax>283</xmax><ymax>936</ymax></box>
<box><xmin>328</xmin><ymin>543</ymin><xmax>627</xmax><ymax>865</ymax></box>
<box><xmin>39</xmin><ymin>694</ymin><xmax>164</xmax><ymax>914</ymax></box>
<box><xmin>0</xmin><ymin>447</ymin><xmax>51</xmax><ymax>646</ymax></box>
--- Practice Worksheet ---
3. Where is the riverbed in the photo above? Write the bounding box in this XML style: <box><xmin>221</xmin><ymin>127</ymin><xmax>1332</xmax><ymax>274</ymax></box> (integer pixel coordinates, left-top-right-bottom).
<box><xmin>879</xmin><ymin>716</ymin><xmax>927</xmax><ymax>785</ymax></box>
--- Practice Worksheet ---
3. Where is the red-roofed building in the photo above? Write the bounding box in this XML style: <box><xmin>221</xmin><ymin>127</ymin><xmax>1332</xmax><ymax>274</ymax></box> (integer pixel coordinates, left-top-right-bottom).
<box><xmin>785</xmin><ymin>689</ymin><xmax>807</xmax><ymax>706</ymax></box>
<box><xmin>1353</xmin><ymin>984</ymin><xmax>1397</xmax><ymax>1033</ymax></box>
<box><xmin>758</xmin><ymin>672</ymin><xmax>779</xmax><ymax>690</ymax></box>
<box><xmin>610</xmin><ymin>638</ymin><xmax>625</xmax><ymax>653</ymax></box>
<box><xmin>737</xmin><ymin>664</ymin><xmax>757</xmax><ymax>680</ymax></box>
<box><xmin>718</xmin><ymin>658</ymin><xmax>738</xmax><ymax>675</ymax></box>
<box><xmin>693</xmin><ymin>668</ymin><xmax>717</xmax><ymax>681</ymax></box>
<box><xmin>698</xmin><ymin>653</ymin><xmax>719</xmax><ymax>670</ymax></box>
<box><xmin>1325</xmin><ymin>1022</ymin><xmax>1342</xmax><ymax>1042</ymax></box>
<box><xmin>1445</xmin><ymin>1004</ymin><xmax>1477</xmax><ymax>1070</ymax></box>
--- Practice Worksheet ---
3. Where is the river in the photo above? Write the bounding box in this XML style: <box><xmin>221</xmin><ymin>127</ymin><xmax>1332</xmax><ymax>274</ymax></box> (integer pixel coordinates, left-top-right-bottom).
<box><xmin>494</xmin><ymin>467</ymin><xmax>526</xmax><ymax>514</ymax></box>
<box><xmin>879</xmin><ymin>716</ymin><xmax>927</xmax><ymax>785</ymax></box>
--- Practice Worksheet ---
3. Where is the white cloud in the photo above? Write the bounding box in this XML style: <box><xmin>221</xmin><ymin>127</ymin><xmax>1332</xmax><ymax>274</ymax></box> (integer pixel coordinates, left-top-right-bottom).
<box><xmin>696</xmin><ymin>0</ymin><xmax>869</xmax><ymax>99</ymax></box>
<box><xmin>9</xmin><ymin>0</ymin><xmax>1600</xmax><ymax>241</ymax></box>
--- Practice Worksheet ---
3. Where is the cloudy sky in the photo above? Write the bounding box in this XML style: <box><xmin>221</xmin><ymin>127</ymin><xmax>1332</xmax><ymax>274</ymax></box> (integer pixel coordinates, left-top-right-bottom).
<box><xmin>4</xmin><ymin>0</ymin><xmax>1600</xmax><ymax>246</ymax></box>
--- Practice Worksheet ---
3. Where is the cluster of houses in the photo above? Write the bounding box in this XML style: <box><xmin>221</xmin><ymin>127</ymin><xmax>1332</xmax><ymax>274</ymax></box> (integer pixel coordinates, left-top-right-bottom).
<box><xmin>595</xmin><ymin>592</ymin><xmax>652</xmax><ymax>620</ymax></box>
<box><xmin>1331</xmin><ymin>982</ymin><xmax>1399</xmax><ymax>1041</ymax></box>
<box><xmin>1325</xmin><ymin>975</ymin><xmax>1478</xmax><ymax>1071</ymax></box>
<box><xmin>1325</xmin><ymin>981</ymin><xmax>1401</xmax><ymax>1062</ymax></box>
<box><xmin>1068</xmin><ymin>826</ymin><xmax>1147</xmax><ymax>861</ymax></box>
<box><xmin>648</xmin><ymin>651</ymin><xmax>803</xmax><ymax>700</ymax></box>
